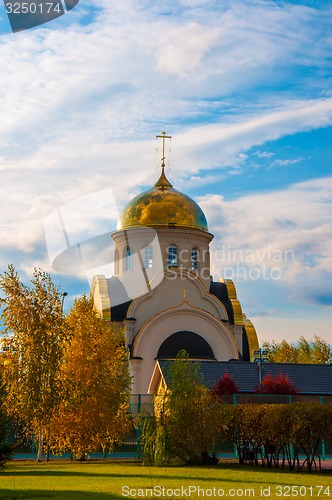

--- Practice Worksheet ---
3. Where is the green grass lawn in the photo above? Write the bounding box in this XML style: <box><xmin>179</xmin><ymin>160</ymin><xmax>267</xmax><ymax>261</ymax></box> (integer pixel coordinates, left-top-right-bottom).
<box><xmin>0</xmin><ymin>461</ymin><xmax>330</xmax><ymax>500</ymax></box>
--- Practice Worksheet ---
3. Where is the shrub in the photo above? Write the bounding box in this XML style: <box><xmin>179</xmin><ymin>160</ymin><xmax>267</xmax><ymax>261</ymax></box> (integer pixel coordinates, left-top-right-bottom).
<box><xmin>254</xmin><ymin>372</ymin><xmax>297</xmax><ymax>394</ymax></box>
<box><xmin>212</xmin><ymin>372</ymin><xmax>239</xmax><ymax>395</ymax></box>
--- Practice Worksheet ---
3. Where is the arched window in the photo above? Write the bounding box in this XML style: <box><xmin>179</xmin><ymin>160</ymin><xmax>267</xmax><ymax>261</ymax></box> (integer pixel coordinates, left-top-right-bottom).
<box><xmin>125</xmin><ymin>246</ymin><xmax>131</xmax><ymax>271</ymax></box>
<box><xmin>191</xmin><ymin>247</ymin><xmax>198</xmax><ymax>270</ymax></box>
<box><xmin>168</xmin><ymin>245</ymin><xmax>178</xmax><ymax>267</ymax></box>
<box><xmin>144</xmin><ymin>245</ymin><xmax>153</xmax><ymax>268</ymax></box>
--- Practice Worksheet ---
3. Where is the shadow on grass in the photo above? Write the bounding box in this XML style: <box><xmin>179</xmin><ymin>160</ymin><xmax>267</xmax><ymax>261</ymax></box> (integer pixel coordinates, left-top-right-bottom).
<box><xmin>3</xmin><ymin>462</ymin><xmax>330</xmax><ymax>496</ymax></box>
<box><xmin>5</xmin><ymin>462</ymin><xmax>330</xmax><ymax>480</ymax></box>
<box><xmin>0</xmin><ymin>490</ymin><xmax>122</xmax><ymax>499</ymax></box>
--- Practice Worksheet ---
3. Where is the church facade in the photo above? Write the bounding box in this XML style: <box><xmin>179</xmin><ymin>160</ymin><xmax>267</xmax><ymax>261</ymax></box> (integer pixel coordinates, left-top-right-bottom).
<box><xmin>90</xmin><ymin>134</ymin><xmax>259</xmax><ymax>394</ymax></box>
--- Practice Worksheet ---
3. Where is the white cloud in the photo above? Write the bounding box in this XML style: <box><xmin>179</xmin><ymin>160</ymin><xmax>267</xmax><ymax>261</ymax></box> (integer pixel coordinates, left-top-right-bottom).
<box><xmin>0</xmin><ymin>0</ymin><xmax>331</xmax><ymax>343</ymax></box>
<box><xmin>255</xmin><ymin>151</ymin><xmax>275</xmax><ymax>159</ymax></box>
<box><xmin>175</xmin><ymin>98</ymin><xmax>332</xmax><ymax>171</ymax></box>
<box><xmin>272</xmin><ymin>158</ymin><xmax>304</xmax><ymax>167</ymax></box>
<box><xmin>0</xmin><ymin>97</ymin><xmax>331</xmax><ymax>287</ymax></box>
<box><xmin>157</xmin><ymin>22</ymin><xmax>220</xmax><ymax>77</ymax></box>
<box><xmin>0</xmin><ymin>0</ymin><xmax>330</xmax><ymax>152</ymax></box>
<box><xmin>200</xmin><ymin>177</ymin><xmax>332</xmax><ymax>307</ymax></box>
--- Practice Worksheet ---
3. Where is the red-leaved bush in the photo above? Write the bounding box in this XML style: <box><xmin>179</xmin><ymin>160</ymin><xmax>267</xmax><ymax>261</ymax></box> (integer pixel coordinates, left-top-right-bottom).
<box><xmin>254</xmin><ymin>372</ymin><xmax>297</xmax><ymax>394</ymax></box>
<box><xmin>212</xmin><ymin>372</ymin><xmax>239</xmax><ymax>395</ymax></box>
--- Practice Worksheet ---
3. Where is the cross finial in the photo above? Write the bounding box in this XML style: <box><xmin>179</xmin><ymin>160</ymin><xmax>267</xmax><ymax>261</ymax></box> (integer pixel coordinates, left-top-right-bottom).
<box><xmin>156</xmin><ymin>131</ymin><xmax>172</xmax><ymax>168</ymax></box>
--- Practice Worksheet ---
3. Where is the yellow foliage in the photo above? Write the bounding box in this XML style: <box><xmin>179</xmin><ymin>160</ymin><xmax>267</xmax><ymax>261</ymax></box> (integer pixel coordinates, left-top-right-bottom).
<box><xmin>48</xmin><ymin>295</ymin><xmax>132</xmax><ymax>458</ymax></box>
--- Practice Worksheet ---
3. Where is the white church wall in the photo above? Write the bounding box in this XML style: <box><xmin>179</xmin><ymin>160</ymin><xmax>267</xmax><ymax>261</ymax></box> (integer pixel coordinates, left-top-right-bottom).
<box><xmin>131</xmin><ymin>302</ymin><xmax>239</xmax><ymax>394</ymax></box>
<box><xmin>127</xmin><ymin>269</ymin><xmax>228</xmax><ymax>336</ymax></box>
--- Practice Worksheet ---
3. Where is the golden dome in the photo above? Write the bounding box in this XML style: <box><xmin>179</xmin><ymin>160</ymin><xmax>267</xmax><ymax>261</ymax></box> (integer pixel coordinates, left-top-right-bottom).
<box><xmin>117</xmin><ymin>168</ymin><xmax>208</xmax><ymax>231</ymax></box>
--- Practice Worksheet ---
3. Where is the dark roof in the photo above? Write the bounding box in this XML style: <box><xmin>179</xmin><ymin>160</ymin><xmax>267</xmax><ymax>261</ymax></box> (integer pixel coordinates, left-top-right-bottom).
<box><xmin>262</xmin><ymin>363</ymin><xmax>332</xmax><ymax>395</ymax></box>
<box><xmin>199</xmin><ymin>361</ymin><xmax>258</xmax><ymax>391</ymax></box>
<box><xmin>157</xmin><ymin>360</ymin><xmax>332</xmax><ymax>395</ymax></box>
<box><xmin>242</xmin><ymin>327</ymin><xmax>250</xmax><ymax>362</ymax></box>
<box><xmin>209</xmin><ymin>281</ymin><xmax>234</xmax><ymax>324</ymax></box>
<box><xmin>158</xmin><ymin>360</ymin><xmax>258</xmax><ymax>392</ymax></box>
<box><xmin>111</xmin><ymin>300</ymin><xmax>132</xmax><ymax>322</ymax></box>
<box><xmin>106</xmin><ymin>276</ymin><xmax>132</xmax><ymax>322</ymax></box>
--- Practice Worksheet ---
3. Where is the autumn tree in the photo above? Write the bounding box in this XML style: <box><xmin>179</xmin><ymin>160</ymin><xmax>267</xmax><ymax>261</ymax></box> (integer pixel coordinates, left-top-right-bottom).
<box><xmin>221</xmin><ymin>403</ymin><xmax>332</xmax><ymax>472</ymax></box>
<box><xmin>221</xmin><ymin>404</ymin><xmax>272</xmax><ymax>466</ymax></box>
<box><xmin>311</xmin><ymin>336</ymin><xmax>332</xmax><ymax>364</ymax></box>
<box><xmin>165</xmin><ymin>351</ymin><xmax>222</xmax><ymax>464</ymax></box>
<box><xmin>141</xmin><ymin>350</ymin><xmax>221</xmax><ymax>465</ymax></box>
<box><xmin>259</xmin><ymin>404</ymin><xmax>294</xmax><ymax>468</ymax></box>
<box><xmin>254</xmin><ymin>372</ymin><xmax>297</xmax><ymax>395</ymax></box>
<box><xmin>218</xmin><ymin>404</ymin><xmax>252</xmax><ymax>465</ymax></box>
<box><xmin>0</xmin><ymin>366</ymin><xmax>13</xmax><ymax>469</ymax></box>
<box><xmin>49</xmin><ymin>296</ymin><xmax>131</xmax><ymax>460</ymax></box>
<box><xmin>0</xmin><ymin>265</ymin><xmax>67</xmax><ymax>461</ymax></box>
<box><xmin>212</xmin><ymin>372</ymin><xmax>239</xmax><ymax>396</ymax></box>
<box><xmin>262</xmin><ymin>336</ymin><xmax>331</xmax><ymax>364</ymax></box>
<box><xmin>0</xmin><ymin>410</ymin><xmax>13</xmax><ymax>469</ymax></box>
<box><xmin>290</xmin><ymin>403</ymin><xmax>332</xmax><ymax>472</ymax></box>
<box><xmin>262</xmin><ymin>340</ymin><xmax>298</xmax><ymax>363</ymax></box>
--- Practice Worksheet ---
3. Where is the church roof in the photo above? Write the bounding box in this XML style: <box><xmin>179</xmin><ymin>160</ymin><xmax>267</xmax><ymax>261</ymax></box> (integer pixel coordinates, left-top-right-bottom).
<box><xmin>111</xmin><ymin>300</ymin><xmax>132</xmax><ymax>322</ymax></box>
<box><xmin>209</xmin><ymin>281</ymin><xmax>234</xmax><ymax>324</ymax></box>
<box><xmin>117</xmin><ymin>167</ymin><xmax>208</xmax><ymax>232</ymax></box>
<box><xmin>156</xmin><ymin>360</ymin><xmax>332</xmax><ymax>395</ymax></box>
<box><xmin>258</xmin><ymin>363</ymin><xmax>332</xmax><ymax>395</ymax></box>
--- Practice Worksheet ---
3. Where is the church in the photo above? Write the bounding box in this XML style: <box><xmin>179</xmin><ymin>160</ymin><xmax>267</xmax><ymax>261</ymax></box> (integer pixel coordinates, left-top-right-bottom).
<box><xmin>90</xmin><ymin>132</ymin><xmax>259</xmax><ymax>394</ymax></box>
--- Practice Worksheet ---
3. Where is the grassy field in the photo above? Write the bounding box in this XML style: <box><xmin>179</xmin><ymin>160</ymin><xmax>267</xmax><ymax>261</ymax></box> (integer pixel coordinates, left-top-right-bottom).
<box><xmin>0</xmin><ymin>461</ymin><xmax>330</xmax><ymax>499</ymax></box>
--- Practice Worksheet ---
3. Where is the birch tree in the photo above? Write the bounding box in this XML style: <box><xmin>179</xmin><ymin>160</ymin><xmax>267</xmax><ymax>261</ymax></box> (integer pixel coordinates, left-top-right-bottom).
<box><xmin>0</xmin><ymin>265</ymin><xmax>67</xmax><ymax>461</ymax></box>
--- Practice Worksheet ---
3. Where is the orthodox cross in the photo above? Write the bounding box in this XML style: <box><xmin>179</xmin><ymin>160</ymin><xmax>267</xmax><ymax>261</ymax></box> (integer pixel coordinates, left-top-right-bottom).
<box><xmin>156</xmin><ymin>131</ymin><xmax>172</xmax><ymax>168</ymax></box>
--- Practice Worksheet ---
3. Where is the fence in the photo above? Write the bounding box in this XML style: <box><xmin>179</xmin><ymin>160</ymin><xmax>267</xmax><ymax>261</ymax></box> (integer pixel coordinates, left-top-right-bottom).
<box><xmin>10</xmin><ymin>393</ymin><xmax>332</xmax><ymax>460</ymax></box>
<box><xmin>129</xmin><ymin>393</ymin><xmax>332</xmax><ymax>461</ymax></box>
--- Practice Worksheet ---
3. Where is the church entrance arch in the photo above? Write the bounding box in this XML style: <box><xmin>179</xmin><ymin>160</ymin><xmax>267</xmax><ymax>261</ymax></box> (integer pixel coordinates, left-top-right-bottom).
<box><xmin>130</xmin><ymin>302</ymin><xmax>239</xmax><ymax>393</ymax></box>
<box><xmin>157</xmin><ymin>331</ymin><xmax>215</xmax><ymax>360</ymax></box>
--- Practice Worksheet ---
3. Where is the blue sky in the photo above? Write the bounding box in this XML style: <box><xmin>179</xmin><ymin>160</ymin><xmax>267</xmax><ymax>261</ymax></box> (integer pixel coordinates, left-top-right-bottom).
<box><xmin>0</xmin><ymin>0</ymin><xmax>331</xmax><ymax>344</ymax></box>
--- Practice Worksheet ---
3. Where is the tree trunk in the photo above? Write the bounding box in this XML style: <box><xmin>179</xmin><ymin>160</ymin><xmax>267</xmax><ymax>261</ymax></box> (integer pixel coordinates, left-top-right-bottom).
<box><xmin>36</xmin><ymin>429</ymin><xmax>43</xmax><ymax>462</ymax></box>
<box><xmin>77</xmin><ymin>450</ymin><xmax>86</xmax><ymax>461</ymax></box>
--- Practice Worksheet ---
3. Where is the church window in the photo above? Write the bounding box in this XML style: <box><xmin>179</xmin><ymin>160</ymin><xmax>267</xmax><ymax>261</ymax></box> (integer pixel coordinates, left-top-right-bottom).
<box><xmin>168</xmin><ymin>245</ymin><xmax>178</xmax><ymax>267</ymax></box>
<box><xmin>144</xmin><ymin>245</ymin><xmax>153</xmax><ymax>268</ymax></box>
<box><xmin>191</xmin><ymin>247</ymin><xmax>198</xmax><ymax>270</ymax></box>
<box><xmin>125</xmin><ymin>246</ymin><xmax>131</xmax><ymax>271</ymax></box>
